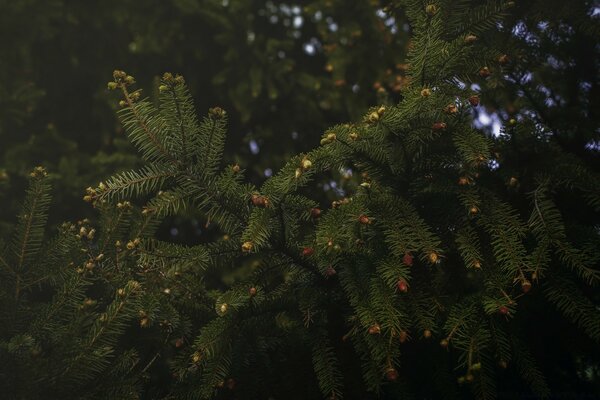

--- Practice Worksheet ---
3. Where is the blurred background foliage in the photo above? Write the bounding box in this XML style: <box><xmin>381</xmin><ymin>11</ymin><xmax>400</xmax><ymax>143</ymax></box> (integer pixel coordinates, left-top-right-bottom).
<box><xmin>0</xmin><ymin>0</ymin><xmax>598</xmax><ymax>238</ymax></box>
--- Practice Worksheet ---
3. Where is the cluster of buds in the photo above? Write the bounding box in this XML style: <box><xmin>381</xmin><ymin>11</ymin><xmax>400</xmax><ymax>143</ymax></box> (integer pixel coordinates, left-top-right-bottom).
<box><xmin>82</xmin><ymin>186</ymin><xmax>98</xmax><ymax>203</ymax></box>
<box><xmin>366</xmin><ymin>106</ymin><xmax>386</xmax><ymax>124</ymax></box>
<box><xmin>111</xmin><ymin>70</ymin><xmax>135</xmax><ymax>86</ymax></box>
<box><xmin>208</xmin><ymin>106</ymin><xmax>226</xmax><ymax>120</ymax></box>
<box><xmin>126</xmin><ymin>237</ymin><xmax>141</xmax><ymax>250</ymax></box>
<box><xmin>320</xmin><ymin>131</ymin><xmax>337</xmax><ymax>145</ymax></box>
<box><xmin>159</xmin><ymin>72</ymin><xmax>185</xmax><ymax>92</ymax></box>
<box><xmin>29</xmin><ymin>166</ymin><xmax>48</xmax><ymax>179</ymax></box>
<box><xmin>116</xmin><ymin>200</ymin><xmax>132</xmax><ymax>210</ymax></box>
<box><xmin>78</xmin><ymin>226</ymin><xmax>96</xmax><ymax>240</ymax></box>
<box><xmin>457</xmin><ymin>362</ymin><xmax>482</xmax><ymax>384</ymax></box>
<box><xmin>251</xmin><ymin>193</ymin><xmax>270</xmax><ymax>208</ymax></box>
<box><xmin>331</xmin><ymin>197</ymin><xmax>351</xmax><ymax>209</ymax></box>
<box><xmin>139</xmin><ymin>310</ymin><xmax>150</xmax><ymax>328</ymax></box>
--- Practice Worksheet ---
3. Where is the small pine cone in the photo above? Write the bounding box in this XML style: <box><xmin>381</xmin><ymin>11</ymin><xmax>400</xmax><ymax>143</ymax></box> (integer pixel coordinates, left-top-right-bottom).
<box><xmin>432</xmin><ymin>122</ymin><xmax>447</xmax><ymax>131</ymax></box>
<box><xmin>464</xmin><ymin>34</ymin><xmax>477</xmax><ymax>44</ymax></box>
<box><xmin>368</xmin><ymin>324</ymin><xmax>381</xmax><ymax>335</ymax></box>
<box><xmin>398</xmin><ymin>330</ymin><xmax>409</xmax><ymax>343</ymax></box>
<box><xmin>444</xmin><ymin>103</ymin><xmax>458</xmax><ymax>114</ymax></box>
<box><xmin>468</xmin><ymin>95</ymin><xmax>480</xmax><ymax>107</ymax></box>
<box><xmin>396</xmin><ymin>279</ymin><xmax>408</xmax><ymax>293</ymax></box>
<box><xmin>358</xmin><ymin>214</ymin><xmax>371</xmax><ymax>225</ymax></box>
<box><xmin>498</xmin><ymin>306</ymin><xmax>509</xmax><ymax>315</ymax></box>
<box><xmin>402</xmin><ymin>252</ymin><xmax>414</xmax><ymax>267</ymax></box>
<box><xmin>479</xmin><ymin>67</ymin><xmax>491</xmax><ymax>78</ymax></box>
<box><xmin>385</xmin><ymin>367</ymin><xmax>399</xmax><ymax>382</ymax></box>
<box><xmin>302</xmin><ymin>247</ymin><xmax>315</xmax><ymax>257</ymax></box>
<box><xmin>241</xmin><ymin>241</ymin><xmax>253</xmax><ymax>253</ymax></box>
<box><xmin>521</xmin><ymin>280</ymin><xmax>532</xmax><ymax>293</ymax></box>
<box><xmin>425</xmin><ymin>4</ymin><xmax>438</xmax><ymax>15</ymax></box>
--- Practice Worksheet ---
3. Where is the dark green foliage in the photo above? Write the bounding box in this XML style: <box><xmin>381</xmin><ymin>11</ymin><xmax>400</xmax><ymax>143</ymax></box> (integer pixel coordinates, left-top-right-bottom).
<box><xmin>1</xmin><ymin>0</ymin><xmax>599</xmax><ymax>399</ymax></box>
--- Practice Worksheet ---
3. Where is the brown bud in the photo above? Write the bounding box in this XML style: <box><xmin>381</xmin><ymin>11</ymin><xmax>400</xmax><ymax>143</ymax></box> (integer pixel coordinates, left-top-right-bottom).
<box><xmin>249</xmin><ymin>287</ymin><xmax>257</xmax><ymax>297</ymax></box>
<box><xmin>479</xmin><ymin>67</ymin><xmax>491</xmax><ymax>78</ymax></box>
<box><xmin>302</xmin><ymin>247</ymin><xmax>315</xmax><ymax>257</ymax></box>
<box><xmin>423</xmin><ymin>329</ymin><xmax>432</xmax><ymax>339</ymax></box>
<box><xmin>521</xmin><ymin>280</ymin><xmax>532</xmax><ymax>293</ymax></box>
<box><xmin>468</xmin><ymin>95</ymin><xmax>480</xmax><ymax>107</ymax></box>
<box><xmin>425</xmin><ymin>4</ymin><xmax>438</xmax><ymax>15</ymax></box>
<box><xmin>310</xmin><ymin>207</ymin><xmax>322</xmax><ymax>218</ymax></box>
<box><xmin>325</xmin><ymin>266</ymin><xmax>337</xmax><ymax>277</ymax></box>
<box><xmin>241</xmin><ymin>241</ymin><xmax>253</xmax><ymax>253</ymax></box>
<box><xmin>498</xmin><ymin>54</ymin><xmax>510</xmax><ymax>65</ymax></box>
<box><xmin>464</xmin><ymin>34</ymin><xmax>477</xmax><ymax>44</ymax></box>
<box><xmin>402</xmin><ymin>252</ymin><xmax>414</xmax><ymax>267</ymax></box>
<box><xmin>432</xmin><ymin>122</ymin><xmax>447</xmax><ymax>131</ymax></box>
<box><xmin>398</xmin><ymin>330</ymin><xmax>409</xmax><ymax>343</ymax></box>
<box><xmin>458</xmin><ymin>176</ymin><xmax>471</xmax><ymax>185</ymax></box>
<box><xmin>358</xmin><ymin>214</ymin><xmax>371</xmax><ymax>225</ymax></box>
<box><xmin>385</xmin><ymin>367</ymin><xmax>399</xmax><ymax>381</ymax></box>
<box><xmin>444</xmin><ymin>104</ymin><xmax>458</xmax><ymax>114</ymax></box>
<box><xmin>440</xmin><ymin>338</ymin><xmax>449</xmax><ymax>348</ymax></box>
<box><xmin>396</xmin><ymin>279</ymin><xmax>408</xmax><ymax>293</ymax></box>
<box><xmin>368</xmin><ymin>324</ymin><xmax>381</xmax><ymax>335</ymax></box>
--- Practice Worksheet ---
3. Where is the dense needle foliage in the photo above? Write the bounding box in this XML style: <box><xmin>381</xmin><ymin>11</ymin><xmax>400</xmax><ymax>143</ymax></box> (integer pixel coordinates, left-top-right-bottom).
<box><xmin>1</xmin><ymin>0</ymin><xmax>599</xmax><ymax>399</ymax></box>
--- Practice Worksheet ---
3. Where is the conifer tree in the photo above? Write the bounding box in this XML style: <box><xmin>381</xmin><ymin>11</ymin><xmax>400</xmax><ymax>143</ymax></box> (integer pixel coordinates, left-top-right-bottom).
<box><xmin>2</xmin><ymin>0</ymin><xmax>599</xmax><ymax>399</ymax></box>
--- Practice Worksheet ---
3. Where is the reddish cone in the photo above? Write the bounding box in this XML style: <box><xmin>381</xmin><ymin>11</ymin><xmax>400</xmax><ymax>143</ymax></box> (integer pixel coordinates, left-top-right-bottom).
<box><xmin>396</xmin><ymin>279</ymin><xmax>408</xmax><ymax>293</ymax></box>
<box><xmin>385</xmin><ymin>367</ymin><xmax>399</xmax><ymax>382</ymax></box>
<box><xmin>302</xmin><ymin>247</ymin><xmax>314</xmax><ymax>257</ymax></box>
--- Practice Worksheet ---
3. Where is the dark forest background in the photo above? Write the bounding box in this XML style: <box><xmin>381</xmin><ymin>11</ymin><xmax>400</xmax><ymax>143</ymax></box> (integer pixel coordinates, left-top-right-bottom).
<box><xmin>0</xmin><ymin>0</ymin><xmax>599</xmax><ymax>396</ymax></box>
